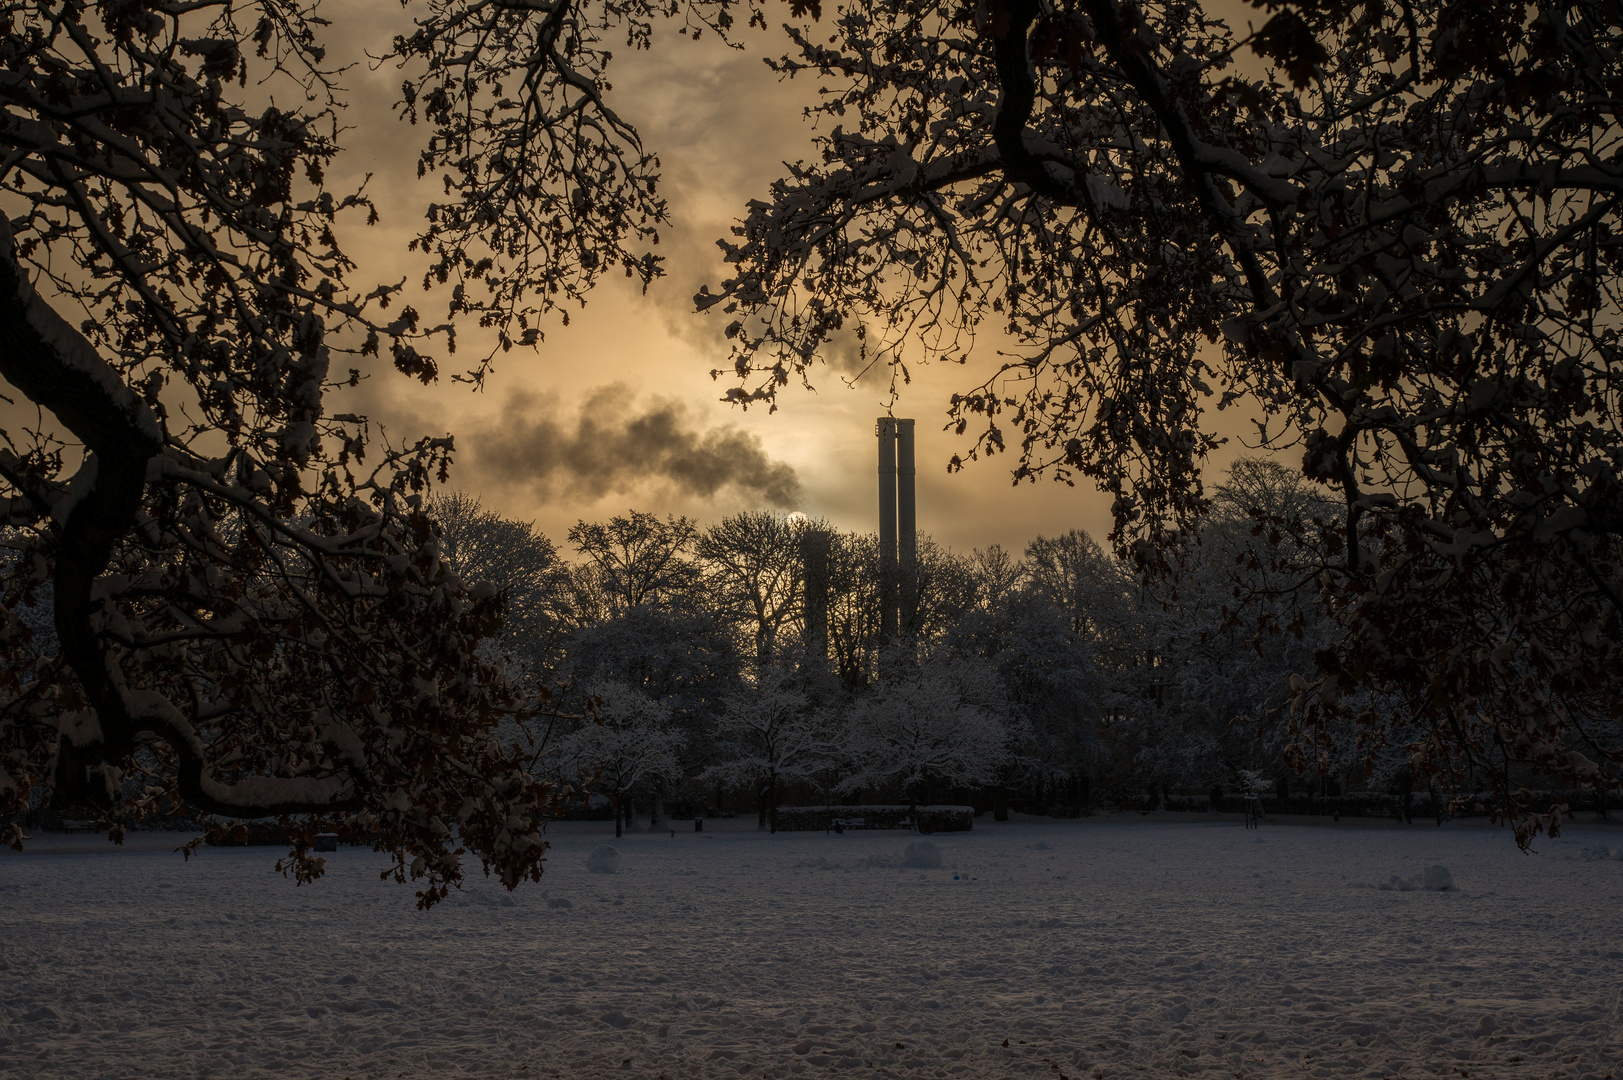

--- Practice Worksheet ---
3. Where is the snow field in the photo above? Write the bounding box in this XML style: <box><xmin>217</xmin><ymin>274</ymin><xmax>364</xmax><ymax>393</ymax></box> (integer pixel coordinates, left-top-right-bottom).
<box><xmin>2</xmin><ymin>820</ymin><xmax>1621</xmax><ymax>1080</ymax></box>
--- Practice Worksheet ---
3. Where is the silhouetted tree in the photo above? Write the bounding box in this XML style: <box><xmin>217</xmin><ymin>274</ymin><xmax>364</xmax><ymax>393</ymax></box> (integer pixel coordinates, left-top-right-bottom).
<box><xmin>695</xmin><ymin>511</ymin><xmax>804</xmax><ymax>662</ymax></box>
<box><xmin>701</xmin><ymin>0</ymin><xmax>1623</xmax><ymax>840</ymax></box>
<box><xmin>568</xmin><ymin>511</ymin><xmax>701</xmax><ymax>615</ymax></box>
<box><xmin>0</xmin><ymin>0</ymin><xmax>567</xmax><ymax>902</ymax></box>
<box><xmin>431</xmin><ymin>493</ymin><xmax>571</xmax><ymax>674</ymax></box>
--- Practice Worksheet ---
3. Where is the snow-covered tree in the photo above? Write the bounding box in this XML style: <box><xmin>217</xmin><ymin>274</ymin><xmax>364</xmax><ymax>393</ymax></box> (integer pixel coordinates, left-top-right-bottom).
<box><xmin>809</xmin><ymin>528</ymin><xmax>983</xmax><ymax>688</ymax></box>
<box><xmin>557</xmin><ymin>682</ymin><xmax>682</xmax><ymax>838</ymax></box>
<box><xmin>552</xmin><ymin>603</ymin><xmax>741</xmax><ymax>819</ymax></box>
<box><xmin>1093</xmin><ymin>461</ymin><xmax>1339</xmax><ymax>801</ymax></box>
<box><xmin>819</xmin><ymin>531</ymin><xmax>884</xmax><ymax>690</ymax></box>
<box><xmin>839</xmin><ymin>652</ymin><xmax>1013</xmax><ymax>809</ymax></box>
<box><xmin>1025</xmin><ymin>531</ymin><xmax>1136</xmax><ymax>645</ymax></box>
<box><xmin>950</xmin><ymin>572</ymin><xmax>1103</xmax><ymax>809</ymax></box>
<box><xmin>705</xmin><ymin>661</ymin><xmax>827</xmax><ymax>830</ymax></box>
<box><xmin>906</xmin><ymin>536</ymin><xmax>980</xmax><ymax>641</ymax></box>
<box><xmin>969</xmin><ymin>544</ymin><xmax>1026</xmax><ymax>613</ymax></box>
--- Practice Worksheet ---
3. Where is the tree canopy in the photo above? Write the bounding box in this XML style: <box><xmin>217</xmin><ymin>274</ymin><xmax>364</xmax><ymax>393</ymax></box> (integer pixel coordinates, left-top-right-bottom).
<box><xmin>699</xmin><ymin>0</ymin><xmax>1623</xmax><ymax>841</ymax></box>
<box><xmin>0</xmin><ymin>0</ymin><xmax>616</xmax><ymax>902</ymax></box>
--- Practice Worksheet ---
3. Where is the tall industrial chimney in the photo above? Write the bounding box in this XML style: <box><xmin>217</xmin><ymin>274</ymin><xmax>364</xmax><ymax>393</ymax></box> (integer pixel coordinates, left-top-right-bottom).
<box><xmin>876</xmin><ymin>418</ymin><xmax>899</xmax><ymax>644</ymax></box>
<box><xmin>897</xmin><ymin>418</ymin><xmax>916</xmax><ymax>637</ymax></box>
<box><xmin>876</xmin><ymin>417</ymin><xmax>915</xmax><ymax>644</ymax></box>
<box><xmin>800</xmin><ymin>524</ymin><xmax>830</xmax><ymax>653</ymax></box>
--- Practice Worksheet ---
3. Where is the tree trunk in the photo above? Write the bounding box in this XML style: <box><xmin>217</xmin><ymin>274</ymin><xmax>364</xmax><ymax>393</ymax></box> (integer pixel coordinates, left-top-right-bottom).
<box><xmin>614</xmin><ymin>794</ymin><xmax>623</xmax><ymax>838</ymax></box>
<box><xmin>768</xmin><ymin>771</ymin><xmax>778</xmax><ymax>833</ymax></box>
<box><xmin>0</xmin><ymin>245</ymin><xmax>160</xmax><ymax>810</ymax></box>
<box><xmin>651</xmin><ymin>789</ymin><xmax>663</xmax><ymax>831</ymax></box>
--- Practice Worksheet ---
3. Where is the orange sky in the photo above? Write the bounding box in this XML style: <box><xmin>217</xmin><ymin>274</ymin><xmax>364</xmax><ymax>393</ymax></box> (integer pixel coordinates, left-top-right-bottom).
<box><xmin>6</xmin><ymin>1</ymin><xmax>1276</xmax><ymax>558</ymax></box>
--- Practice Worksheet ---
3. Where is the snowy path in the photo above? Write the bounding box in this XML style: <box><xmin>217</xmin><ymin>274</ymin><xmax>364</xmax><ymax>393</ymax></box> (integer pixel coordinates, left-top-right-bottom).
<box><xmin>3</xmin><ymin>820</ymin><xmax>1621</xmax><ymax>1080</ymax></box>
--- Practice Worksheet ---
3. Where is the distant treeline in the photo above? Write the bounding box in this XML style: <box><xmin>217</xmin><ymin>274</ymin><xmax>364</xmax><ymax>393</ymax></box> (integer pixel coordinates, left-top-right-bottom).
<box><xmin>434</xmin><ymin>459</ymin><xmax>1502</xmax><ymax>834</ymax></box>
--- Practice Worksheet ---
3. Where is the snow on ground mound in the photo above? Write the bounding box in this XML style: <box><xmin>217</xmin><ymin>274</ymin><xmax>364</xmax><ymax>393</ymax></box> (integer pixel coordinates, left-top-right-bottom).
<box><xmin>900</xmin><ymin>840</ymin><xmax>943</xmax><ymax>868</ymax></box>
<box><xmin>1580</xmin><ymin>843</ymin><xmax>1623</xmax><ymax>861</ymax></box>
<box><xmin>5</xmin><ymin>822</ymin><xmax>1621</xmax><ymax>1080</ymax></box>
<box><xmin>585</xmin><ymin>845</ymin><xmax>622</xmax><ymax>873</ymax></box>
<box><xmin>1376</xmin><ymin>863</ymin><xmax>1454</xmax><ymax>891</ymax></box>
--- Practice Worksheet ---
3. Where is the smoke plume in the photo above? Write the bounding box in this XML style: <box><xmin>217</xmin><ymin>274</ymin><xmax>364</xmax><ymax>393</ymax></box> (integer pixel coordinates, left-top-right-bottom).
<box><xmin>472</xmin><ymin>385</ymin><xmax>802</xmax><ymax>507</ymax></box>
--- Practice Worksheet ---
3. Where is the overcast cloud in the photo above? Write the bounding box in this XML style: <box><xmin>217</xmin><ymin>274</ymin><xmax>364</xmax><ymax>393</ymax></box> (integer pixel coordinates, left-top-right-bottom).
<box><xmin>471</xmin><ymin>385</ymin><xmax>802</xmax><ymax>509</ymax></box>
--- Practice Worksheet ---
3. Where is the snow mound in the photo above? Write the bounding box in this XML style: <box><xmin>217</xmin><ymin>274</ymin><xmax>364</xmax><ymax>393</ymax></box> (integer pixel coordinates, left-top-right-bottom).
<box><xmin>1031</xmin><ymin>841</ymin><xmax>1050</xmax><ymax>851</ymax></box>
<box><xmin>1580</xmin><ymin>844</ymin><xmax>1623</xmax><ymax>861</ymax></box>
<box><xmin>900</xmin><ymin>840</ymin><xmax>943</xmax><ymax>869</ymax></box>
<box><xmin>1377</xmin><ymin>864</ymin><xmax>1453</xmax><ymax>891</ymax></box>
<box><xmin>586</xmin><ymin>845</ymin><xmax>622</xmax><ymax>874</ymax></box>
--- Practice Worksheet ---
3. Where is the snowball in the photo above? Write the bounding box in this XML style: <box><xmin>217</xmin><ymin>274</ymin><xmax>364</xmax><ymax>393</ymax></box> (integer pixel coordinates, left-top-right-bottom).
<box><xmin>1422</xmin><ymin>865</ymin><xmax>1453</xmax><ymax>891</ymax></box>
<box><xmin>586</xmin><ymin>846</ymin><xmax>622</xmax><ymax>874</ymax></box>
<box><xmin>900</xmin><ymin>840</ymin><xmax>942</xmax><ymax>868</ymax></box>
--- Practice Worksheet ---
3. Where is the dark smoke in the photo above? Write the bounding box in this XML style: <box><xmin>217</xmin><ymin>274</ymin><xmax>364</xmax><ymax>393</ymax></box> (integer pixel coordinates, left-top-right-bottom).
<box><xmin>473</xmin><ymin>385</ymin><xmax>802</xmax><ymax>507</ymax></box>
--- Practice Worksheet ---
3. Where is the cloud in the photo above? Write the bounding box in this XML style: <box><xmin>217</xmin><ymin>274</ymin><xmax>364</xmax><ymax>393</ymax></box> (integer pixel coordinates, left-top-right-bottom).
<box><xmin>471</xmin><ymin>385</ymin><xmax>802</xmax><ymax>507</ymax></box>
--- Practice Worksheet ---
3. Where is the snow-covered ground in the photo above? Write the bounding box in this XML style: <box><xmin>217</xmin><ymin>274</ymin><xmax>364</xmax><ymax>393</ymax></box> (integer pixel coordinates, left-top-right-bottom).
<box><xmin>4</xmin><ymin>817</ymin><xmax>1622</xmax><ymax>1080</ymax></box>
